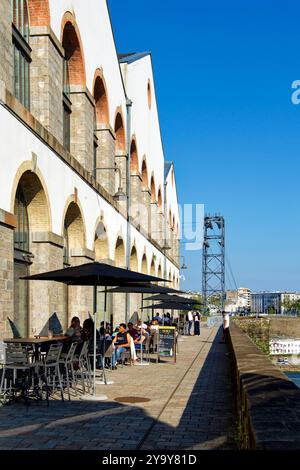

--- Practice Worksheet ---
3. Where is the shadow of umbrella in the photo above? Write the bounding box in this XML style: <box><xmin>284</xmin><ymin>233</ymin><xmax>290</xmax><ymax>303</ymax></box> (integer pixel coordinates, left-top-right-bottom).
<box><xmin>7</xmin><ymin>317</ymin><xmax>21</xmax><ymax>339</ymax></box>
<box><xmin>39</xmin><ymin>312</ymin><xmax>63</xmax><ymax>337</ymax></box>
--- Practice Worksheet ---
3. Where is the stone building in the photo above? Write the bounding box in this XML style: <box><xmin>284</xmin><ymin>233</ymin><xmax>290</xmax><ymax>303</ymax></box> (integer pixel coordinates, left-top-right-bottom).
<box><xmin>0</xmin><ymin>0</ymin><xmax>180</xmax><ymax>339</ymax></box>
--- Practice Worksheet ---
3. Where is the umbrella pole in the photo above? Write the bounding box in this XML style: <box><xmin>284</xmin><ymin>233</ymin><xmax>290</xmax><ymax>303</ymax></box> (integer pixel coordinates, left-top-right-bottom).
<box><xmin>81</xmin><ymin>284</ymin><xmax>107</xmax><ymax>401</ymax></box>
<box><xmin>96</xmin><ymin>286</ymin><xmax>114</xmax><ymax>386</ymax></box>
<box><xmin>136</xmin><ymin>292</ymin><xmax>149</xmax><ymax>366</ymax></box>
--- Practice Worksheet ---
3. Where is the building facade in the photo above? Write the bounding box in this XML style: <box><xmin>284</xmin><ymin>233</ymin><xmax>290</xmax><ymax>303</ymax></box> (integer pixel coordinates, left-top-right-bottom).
<box><xmin>225</xmin><ymin>287</ymin><xmax>251</xmax><ymax>313</ymax></box>
<box><xmin>0</xmin><ymin>0</ymin><xmax>180</xmax><ymax>339</ymax></box>
<box><xmin>251</xmin><ymin>292</ymin><xmax>300</xmax><ymax>315</ymax></box>
<box><xmin>270</xmin><ymin>338</ymin><xmax>300</xmax><ymax>355</ymax></box>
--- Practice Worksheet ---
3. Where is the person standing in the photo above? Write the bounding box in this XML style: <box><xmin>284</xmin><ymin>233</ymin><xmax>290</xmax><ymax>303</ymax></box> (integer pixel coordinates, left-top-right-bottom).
<box><xmin>193</xmin><ymin>310</ymin><xmax>201</xmax><ymax>336</ymax></box>
<box><xmin>221</xmin><ymin>311</ymin><xmax>230</xmax><ymax>343</ymax></box>
<box><xmin>187</xmin><ymin>310</ymin><xmax>193</xmax><ymax>335</ymax></box>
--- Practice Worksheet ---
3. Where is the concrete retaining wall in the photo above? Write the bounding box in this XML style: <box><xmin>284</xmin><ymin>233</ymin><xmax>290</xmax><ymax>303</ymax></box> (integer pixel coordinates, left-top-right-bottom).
<box><xmin>229</xmin><ymin>322</ymin><xmax>300</xmax><ymax>449</ymax></box>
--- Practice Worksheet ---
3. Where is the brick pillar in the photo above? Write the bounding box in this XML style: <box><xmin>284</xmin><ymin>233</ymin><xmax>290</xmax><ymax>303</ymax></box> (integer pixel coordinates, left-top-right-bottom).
<box><xmin>70</xmin><ymin>86</ymin><xmax>94</xmax><ymax>174</ymax></box>
<box><xmin>141</xmin><ymin>189</ymin><xmax>151</xmax><ymax>236</ymax></box>
<box><xmin>29</xmin><ymin>232</ymin><xmax>67</xmax><ymax>335</ymax></box>
<box><xmin>30</xmin><ymin>27</ymin><xmax>64</xmax><ymax>144</ymax></box>
<box><xmin>112</xmin><ymin>293</ymin><xmax>127</xmax><ymax>326</ymax></box>
<box><xmin>150</xmin><ymin>202</ymin><xmax>158</xmax><ymax>241</ymax></box>
<box><xmin>94</xmin><ymin>125</ymin><xmax>115</xmax><ymax>196</ymax></box>
<box><xmin>157</xmin><ymin>211</ymin><xmax>164</xmax><ymax>246</ymax></box>
<box><xmin>115</xmin><ymin>151</ymin><xmax>127</xmax><ymax>213</ymax></box>
<box><xmin>0</xmin><ymin>210</ymin><xmax>15</xmax><ymax>340</ymax></box>
<box><xmin>130</xmin><ymin>174</ymin><xmax>142</xmax><ymax>227</ymax></box>
<box><xmin>68</xmin><ymin>249</ymin><xmax>95</xmax><ymax>324</ymax></box>
<box><xmin>0</xmin><ymin>0</ymin><xmax>13</xmax><ymax>93</ymax></box>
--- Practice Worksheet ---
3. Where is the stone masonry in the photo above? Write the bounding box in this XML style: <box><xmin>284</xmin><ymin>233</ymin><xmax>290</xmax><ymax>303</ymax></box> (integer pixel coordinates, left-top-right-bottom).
<box><xmin>70</xmin><ymin>87</ymin><xmax>95</xmax><ymax>174</ymax></box>
<box><xmin>30</xmin><ymin>27</ymin><xmax>64</xmax><ymax>144</ymax></box>
<box><xmin>0</xmin><ymin>213</ymin><xmax>15</xmax><ymax>340</ymax></box>
<box><xmin>94</xmin><ymin>126</ymin><xmax>116</xmax><ymax>196</ymax></box>
<box><xmin>29</xmin><ymin>232</ymin><xmax>67</xmax><ymax>335</ymax></box>
<box><xmin>0</xmin><ymin>0</ymin><xmax>13</xmax><ymax>94</ymax></box>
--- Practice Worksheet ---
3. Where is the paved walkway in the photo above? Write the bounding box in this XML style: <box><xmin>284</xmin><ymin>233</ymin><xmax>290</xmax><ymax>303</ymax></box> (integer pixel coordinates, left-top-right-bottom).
<box><xmin>0</xmin><ymin>326</ymin><xmax>236</xmax><ymax>450</ymax></box>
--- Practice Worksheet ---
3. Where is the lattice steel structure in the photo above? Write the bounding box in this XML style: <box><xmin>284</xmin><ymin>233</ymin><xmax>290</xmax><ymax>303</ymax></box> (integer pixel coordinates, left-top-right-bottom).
<box><xmin>202</xmin><ymin>214</ymin><xmax>225</xmax><ymax>312</ymax></box>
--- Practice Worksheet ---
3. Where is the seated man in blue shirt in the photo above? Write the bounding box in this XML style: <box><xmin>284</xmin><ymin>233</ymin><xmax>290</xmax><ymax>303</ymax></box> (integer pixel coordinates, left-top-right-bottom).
<box><xmin>111</xmin><ymin>323</ymin><xmax>131</xmax><ymax>369</ymax></box>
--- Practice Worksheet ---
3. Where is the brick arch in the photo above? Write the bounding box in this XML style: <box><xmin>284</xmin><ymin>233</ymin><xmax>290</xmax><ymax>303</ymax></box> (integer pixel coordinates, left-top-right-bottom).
<box><xmin>64</xmin><ymin>201</ymin><xmax>86</xmax><ymax>250</ymax></box>
<box><xmin>150</xmin><ymin>174</ymin><xmax>156</xmax><ymax>203</ymax></box>
<box><xmin>130</xmin><ymin>244</ymin><xmax>138</xmax><ymax>271</ymax></box>
<box><xmin>94</xmin><ymin>219</ymin><xmax>109</xmax><ymax>260</ymax></box>
<box><xmin>150</xmin><ymin>257</ymin><xmax>156</xmax><ymax>276</ymax></box>
<box><xmin>157</xmin><ymin>264</ymin><xmax>163</xmax><ymax>279</ymax></box>
<box><xmin>11</xmin><ymin>165</ymin><xmax>51</xmax><ymax>232</ymax></box>
<box><xmin>93</xmin><ymin>69</ymin><xmax>109</xmax><ymax>126</ymax></box>
<box><xmin>114</xmin><ymin>236</ymin><xmax>126</xmax><ymax>268</ymax></box>
<box><xmin>61</xmin><ymin>12</ymin><xmax>86</xmax><ymax>86</ymax></box>
<box><xmin>147</xmin><ymin>79</ymin><xmax>152</xmax><ymax>109</ymax></box>
<box><xmin>141</xmin><ymin>253</ymin><xmax>148</xmax><ymax>274</ymax></box>
<box><xmin>169</xmin><ymin>208</ymin><xmax>172</xmax><ymax>227</ymax></box>
<box><xmin>157</xmin><ymin>187</ymin><xmax>162</xmax><ymax>211</ymax></box>
<box><xmin>114</xmin><ymin>109</ymin><xmax>126</xmax><ymax>153</ymax></box>
<box><xmin>28</xmin><ymin>0</ymin><xmax>50</xmax><ymax>27</ymax></box>
<box><xmin>141</xmin><ymin>158</ymin><xmax>149</xmax><ymax>190</ymax></box>
<box><xmin>130</xmin><ymin>138</ymin><xmax>139</xmax><ymax>174</ymax></box>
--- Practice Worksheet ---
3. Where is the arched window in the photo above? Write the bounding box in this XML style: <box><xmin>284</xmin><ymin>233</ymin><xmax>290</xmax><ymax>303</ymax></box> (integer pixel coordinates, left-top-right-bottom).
<box><xmin>63</xmin><ymin>221</ymin><xmax>70</xmax><ymax>266</ymax></box>
<box><xmin>62</xmin><ymin>54</ymin><xmax>72</xmax><ymax>150</ymax></box>
<box><xmin>11</xmin><ymin>0</ymin><xmax>31</xmax><ymax>109</ymax></box>
<box><xmin>14</xmin><ymin>183</ymin><xmax>30</xmax><ymax>337</ymax></box>
<box><xmin>14</xmin><ymin>186</ymin><xmax>29</xmax><ymax>252</ymax></box>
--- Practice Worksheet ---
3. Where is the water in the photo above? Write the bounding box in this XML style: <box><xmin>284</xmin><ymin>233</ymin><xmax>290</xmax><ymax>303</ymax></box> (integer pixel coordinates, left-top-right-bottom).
<box><xmin>285</xmin><ymin>372</ymin><xmax>300</xmax><ymax>389</ymax></box>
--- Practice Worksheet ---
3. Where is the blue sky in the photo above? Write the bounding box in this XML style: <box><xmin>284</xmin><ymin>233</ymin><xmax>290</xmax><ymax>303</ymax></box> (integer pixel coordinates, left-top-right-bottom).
<box><xmin>109</xmin><ymin>0</ymin><xmax>300</xmax><ymax>293</ymax></box>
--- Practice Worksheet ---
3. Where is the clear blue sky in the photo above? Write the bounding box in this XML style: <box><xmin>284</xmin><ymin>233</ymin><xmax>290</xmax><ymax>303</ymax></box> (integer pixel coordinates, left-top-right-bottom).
<box><xmin>109</xmin><ymin>0</ymin><xmax>300</xmax><ymax>293</ymax></box>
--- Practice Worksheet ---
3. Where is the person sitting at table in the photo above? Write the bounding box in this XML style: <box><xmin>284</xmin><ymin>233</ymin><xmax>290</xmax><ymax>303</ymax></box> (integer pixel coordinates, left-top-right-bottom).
<box><xmin>111</xmin><ymin>323</ymin><xmax>131</xmax><ymax>369</ymax></box>
<box><xmin>134</xmin><ymin>323</ymin><xmax>149</xmax><ymax>350</ymax></box>
<box><xmin>127</xmin><ymin>322</ymin><xmax>139</xmax><ymax>341</ymax></box>
<box><xmin>65</xmin><ymin>316</ymin><xmax>82</xmax><ymax>341</ymax></box>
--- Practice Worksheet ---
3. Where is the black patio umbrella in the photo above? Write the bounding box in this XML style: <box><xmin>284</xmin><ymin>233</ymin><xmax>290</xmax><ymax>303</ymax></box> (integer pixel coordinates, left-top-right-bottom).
<box><xmin>142</xmin><ymin>302</ymin><xmax>194</xmax><ymax>311</ymax></box>
<box><xmin>105</xmin><ymin>284</ymin><xmax>183</xmax><ymax>294</ymax></box>
<box><xmin>144</xmin><ymin>294</ymin><xmax>199</xmax><ymax>304</ymax></box>
<box><xmin>21</xmin><ymin>262</ymin><xmax>166</xmax><ymax>284</ymax></box>
<box><xmin>21</xmin><ymin>262</ymin><xmax>168</xmax><ymax>396</ymax></box>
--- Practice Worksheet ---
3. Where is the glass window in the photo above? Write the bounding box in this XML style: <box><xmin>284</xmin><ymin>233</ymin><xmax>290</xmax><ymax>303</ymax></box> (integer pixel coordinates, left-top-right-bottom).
<box><xmin>14</xmin><ymin>186</ymin><xmax>29</xmax><ymax>251</ymax></box>
<box><xmin>11</xmin><ymin>0</ymin><xmax>31</xmax><ymax>109</ymax></box>
<box><xmin>63</xmin><ymin>223</ymin><xmax>70</xmax><ymax>266</ymax></box>
<box><xmin>63</xmin><ymin>59</ymin><xmax>72</xmax><ymax>150</ymax></box>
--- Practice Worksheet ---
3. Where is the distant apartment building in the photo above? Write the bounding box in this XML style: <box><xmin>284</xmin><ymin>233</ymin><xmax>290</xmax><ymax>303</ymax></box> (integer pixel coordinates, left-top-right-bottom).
<box><xmin>225</xmin><ymin>287</ymin><xmax>251</xmax><ymax>313</ymax></box>
<box><xmin>270</xmin><ymin>338</ymin><xmax>300</xmax><ymax>355</ymax></box>
<box><xmin>251</xmin><ymin>292</ymin><xmax>300</xmax><ymax>315</ymax></box>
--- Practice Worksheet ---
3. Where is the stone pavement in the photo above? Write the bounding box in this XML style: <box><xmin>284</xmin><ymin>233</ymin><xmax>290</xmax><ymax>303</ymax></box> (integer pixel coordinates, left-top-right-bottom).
<box><xmin>0</xmin><ymin>326</ymin><xmax>236</xmax><ymax>450</ymax></box>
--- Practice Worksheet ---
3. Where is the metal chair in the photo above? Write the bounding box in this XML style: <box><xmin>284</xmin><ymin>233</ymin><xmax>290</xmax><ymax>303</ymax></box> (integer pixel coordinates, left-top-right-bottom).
<box><xmin>0</xmin><ymin>343</ymin><xmax>36</xmax><ymax>404</ymax></box>
<box><xmin>76</xmin><ymin>341</ymin><xmax>91</xmax><ymax>393</ymax></box>
<box><xmin>41</xmin><ymin>343</ymin><xmax>64</xmax><ymax>400</ymax></box>
<box><xmin>59</xmin><ymin>342</ymin><xmax>78</xmax><ymax>400</ymax></box>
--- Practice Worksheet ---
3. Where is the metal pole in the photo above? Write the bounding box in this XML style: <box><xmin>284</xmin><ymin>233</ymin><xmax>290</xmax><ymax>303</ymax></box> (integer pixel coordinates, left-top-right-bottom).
<box><xmin>125</xmin><ymin>98</ymin><xmax>132</xmax><ymax>324</ymax></box>
<box><xmin>93</xmin><ymin>283</ymin><xmax>97</xmax><ymax>396</ymax></box>
<box><xmin>136</xmin><ymin>292</ymin><xmax>149</xmax><ymax>366</ymax></box>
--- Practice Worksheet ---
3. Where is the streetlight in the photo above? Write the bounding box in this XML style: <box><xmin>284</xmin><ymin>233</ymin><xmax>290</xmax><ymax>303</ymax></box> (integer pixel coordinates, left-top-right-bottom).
<box><xmin>94</xmin><ymin>164</ymin><xmax>127</xmax><ymax>201</ymax></box>
<box><xmin>175</xmin><ymin>255</ymin><xmax>188</xmax><ymax>270</ymax></box>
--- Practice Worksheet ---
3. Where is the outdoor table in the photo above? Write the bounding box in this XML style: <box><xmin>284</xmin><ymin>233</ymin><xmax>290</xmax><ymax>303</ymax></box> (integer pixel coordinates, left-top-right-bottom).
<box><xmin>4</xmin><ymin>336</ymin><xmax>67</xmax><ymax>362</ymax></box>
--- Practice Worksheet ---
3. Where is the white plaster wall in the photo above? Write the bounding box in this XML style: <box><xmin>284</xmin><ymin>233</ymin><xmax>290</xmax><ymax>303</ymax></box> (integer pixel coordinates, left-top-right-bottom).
<box><xmin>0</xmin><ymin>105</ymin><xmax>178</xmax><ymax>281</ymax></box>
<box><xmin>49</xmin><ymin>0</ymin><xmax>127</xmax><ymax>132</ymax></box>
<box><xmin>121</xmin><ymin>56</ymin><xmax>164</xmax><ymax>200</ymax></box>
<box><xmin>165</xmin><ymin>164</ymin><xmax>180</xmax><ymax>233</ymax></box>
